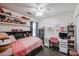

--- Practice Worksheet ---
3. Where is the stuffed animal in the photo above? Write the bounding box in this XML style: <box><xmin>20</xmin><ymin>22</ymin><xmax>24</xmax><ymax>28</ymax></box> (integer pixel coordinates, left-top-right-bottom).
<box><xmin>0</xmin><ymin>33</ymin><xmax>11</xmax><ymax>53</ymax></box>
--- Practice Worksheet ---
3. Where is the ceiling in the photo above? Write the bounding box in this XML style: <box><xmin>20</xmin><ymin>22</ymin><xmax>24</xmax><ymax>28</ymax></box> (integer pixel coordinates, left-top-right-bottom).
<box><xmin>0</xmin><ymin>3</ymin><xmax>77</xmax><ymax>19</ymax></box>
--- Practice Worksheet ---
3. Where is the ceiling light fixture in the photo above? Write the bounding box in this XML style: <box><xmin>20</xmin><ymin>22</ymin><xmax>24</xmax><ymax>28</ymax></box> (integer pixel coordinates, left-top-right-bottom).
<box><xmin>36</xmin><ymin>11</ymin><xmax>43</xmax><ymax>16</ymax></box>
<box><xmin>35</xmin><ymin>7</ymin><xmax>45</xmax><ymax>16</ymax></box>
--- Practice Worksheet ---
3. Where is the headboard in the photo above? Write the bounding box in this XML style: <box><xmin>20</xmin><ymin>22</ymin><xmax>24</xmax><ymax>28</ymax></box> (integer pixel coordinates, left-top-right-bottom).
<box><xmin>4</xmin><ymin>31</ymin><xmax>31</xmax><ymax>40</ymax></box>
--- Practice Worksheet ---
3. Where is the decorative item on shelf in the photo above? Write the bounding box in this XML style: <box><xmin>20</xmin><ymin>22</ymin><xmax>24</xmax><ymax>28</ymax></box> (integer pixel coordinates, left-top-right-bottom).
<box><xmin>3</xmin><ymin>17</ymin><xmax>12</xmax><ymax>23</ymax></box>
<box><xmin>21</xmin><ymin>16</ymin><xmax>30</xmax><ymax>20</ymax></box>
<box><xmin>5</xmin><ymin>12</ymin><xmax>12</xmax><ymax>16</ymax></box>
<box><xmin>0</xmin><ymin>14</ymin><xmax>6</xmax><ymax>22</ymax></box>
<box><xmin>11</xmin><ymin>19</ymin><xmax>14</xmax><ymax>23</ymax></box>
<box><xmin>9</xmin><ymin>18</ymin><xmax>14</xmax><ymax>23</ymax></box>
<box><xmin>70</xmin><ymin>22</ymin><xmax>74</xmax><ymax>25</ymax></box>
<box><xmin>59</xmin><ymin>26</ymin><xmax>67</xmax><ymax>33</ymax></box>
<box><xmin>12</xmin><ymin>29</ymin><xmax>23</xmax><ymax>32</ymax></box>
<box><xmin>12</xmin><ymin>29</ymin><xmax>18</xmax><ymax>32</ymax></box>
<box><xmin>17</xmin><ymin>20</ymin><xmax>21</xmax><ymax>24</ymax></box>
<box><xmin>0</xmin><ymin>14</ymin><xmax>6</xmax><ymax>19</ymax></box>
<box><xmin>21</xmin><ymin>22</ymin><xmax>26</xmax><ymax>24</ymax></box>
<box><xmin>60</xmin><ymin>26</ymin><xmax>64</xmax><ymax>32</ymax></box>
<box><xmin>6</xmin><ymin>18</ymin><xmax>11</xmax><ymax>23</ymax></box>
<box><xmin>17</xmin><ymin>20</ymin><xmax>20</xmax><ymax>24</ymax></box>
<box><xmin>0</xmin><ymin>8</ymin><xmax>4</xmax><ymax>13</ymax></box>
<box><xmin>0</xmin><ymin>13</ymin><xmax>27</xmax><ymax>25</ymax></box>
<box><xmin>47</xmin><ymin>27</ymin><xmax>54</xmax><ymax>31</ymax></box>
<box><xmin>14</xmin><ymin>20</ymin><xmax>18</xmax><ymax>24</ymax></box>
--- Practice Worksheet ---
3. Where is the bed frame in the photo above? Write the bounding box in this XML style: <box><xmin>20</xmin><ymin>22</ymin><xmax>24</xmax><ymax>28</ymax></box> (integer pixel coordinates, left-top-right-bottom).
<box><xmin>11</xmin><ymin>45</ymin><xmax>43</xmax><ymax>56</ymax></box>
<box><xmin>26</xmin><ymin>45</ymin><xmax>43</xmax><ymax>56</ymax></box>
<box><xmin>3</xmin><ymin>31</ymin><xmax>43</xmax><ymax>56</ymax></box>
<box><xmin>5</xmin><ymin>31</ymin><xmax>31</xmax><ymax>39</ymax></box>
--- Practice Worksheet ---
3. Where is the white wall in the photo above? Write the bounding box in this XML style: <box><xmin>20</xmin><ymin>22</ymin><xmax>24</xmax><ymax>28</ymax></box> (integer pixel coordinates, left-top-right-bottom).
<box><xmin>39</xmin><ymin>11</ymin><xmax>74</xmax><ymax>28</ymax></box>
<box><xmin>0</xmin><ymin>24</ymin><xmax>30</xmax><ymax>32</ymax></box>
<box><xmin>39</xmin><ymin>11</ymin><xmax>74</xmax><ymax>39</ymax></box>
<box><xmin>0</xmin><ymin>8</ymin><xmax>31</xmax><ymax>32</ymax></box>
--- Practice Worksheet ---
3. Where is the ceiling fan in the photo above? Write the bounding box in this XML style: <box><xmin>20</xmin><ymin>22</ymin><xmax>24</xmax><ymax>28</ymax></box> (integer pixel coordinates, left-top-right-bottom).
<box><xmin>26</xmin><ymin>6</ymin><xmax>52</xmax><ymax>17</ymax></box>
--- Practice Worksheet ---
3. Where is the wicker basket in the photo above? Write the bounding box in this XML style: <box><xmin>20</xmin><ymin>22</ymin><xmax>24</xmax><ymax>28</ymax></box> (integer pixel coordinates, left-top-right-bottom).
<box><xmin>0</xmin><ymin>44</ymin><xmax>11</xmax><ymax>53</ymax></box>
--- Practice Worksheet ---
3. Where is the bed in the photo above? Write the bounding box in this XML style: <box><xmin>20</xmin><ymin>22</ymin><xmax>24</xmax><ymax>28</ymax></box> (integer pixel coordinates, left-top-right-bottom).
<box><xmin>0</xmin><ymin>36</ymin><xmax>43</xmax><ymax>56</ymax></box>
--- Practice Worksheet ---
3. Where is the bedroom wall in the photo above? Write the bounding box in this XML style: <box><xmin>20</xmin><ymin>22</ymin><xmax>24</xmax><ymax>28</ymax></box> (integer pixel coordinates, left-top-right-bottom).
<box><xmin>38</xmin><ymin>11</ymin><xmax>75</xmax><ymax>39</ymax></box>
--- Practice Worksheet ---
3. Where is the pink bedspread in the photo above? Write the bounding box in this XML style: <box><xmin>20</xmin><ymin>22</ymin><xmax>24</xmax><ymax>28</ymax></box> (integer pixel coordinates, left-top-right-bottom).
<box><xmin>12</xmin><ymin>40</ymin><xmax>26</xmax><ymax>56</ymax></box>
<box><xmin>12</xmin><ymin>36</ymin><xmax>43</xmax><ymax>56</ymax></box>
<box><xmin>0</xmin><ymin>36</ymin><xmax>43</xmax><ymax>56</ymax></box>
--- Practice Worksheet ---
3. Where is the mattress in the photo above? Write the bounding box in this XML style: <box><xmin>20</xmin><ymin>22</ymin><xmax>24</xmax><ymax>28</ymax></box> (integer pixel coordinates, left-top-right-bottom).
<box><xmin>0</xmin><ymin>36</ymin><xmax>43</xmax><ymax>56</ymax></box>
<box><xmin>20</xmin><ymin>37</ymin><xmax>43</xmax><ymax>55</ymax></box>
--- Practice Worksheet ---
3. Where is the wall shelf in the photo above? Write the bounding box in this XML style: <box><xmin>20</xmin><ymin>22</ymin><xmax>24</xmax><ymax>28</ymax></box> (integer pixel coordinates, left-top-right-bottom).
<box><xmin>0</xmin><ymin>22</ymin><xmax>30</xmax><ymax>27</ymax></box>
<box><xmin>0</xmin><ymin>13</ymin><xmax>30</xmax><ymax>20</ymax></box>
<box><xmin>0</xmin><ymin>13</ymin><xmax>30</xmax><ymax>27</ymax></box>
<box><xmin>67</xmin><ymin>25</ymin><xmax>74</xmax><ymax>51</ymax></box>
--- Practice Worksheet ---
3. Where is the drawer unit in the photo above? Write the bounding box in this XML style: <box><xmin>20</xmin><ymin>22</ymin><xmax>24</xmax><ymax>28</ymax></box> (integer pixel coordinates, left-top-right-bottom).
<box><xmin>59</xmin><ymin>39</ymin><xmax>68</xmax><ymax>54</ymax></box>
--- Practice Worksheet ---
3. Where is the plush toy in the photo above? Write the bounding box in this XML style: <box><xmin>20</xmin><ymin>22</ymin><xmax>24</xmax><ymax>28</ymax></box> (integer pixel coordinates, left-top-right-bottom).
<box><xmin>0</xmin><ymin>33</ymin><xmax>11</xmax><ymax>53</ymax></box>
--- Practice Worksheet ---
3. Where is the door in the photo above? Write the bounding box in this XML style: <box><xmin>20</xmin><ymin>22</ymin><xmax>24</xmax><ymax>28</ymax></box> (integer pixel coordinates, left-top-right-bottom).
<box><xmin>39</xmin><ymin>28</ymin><xmax>44</xmax><ymax>44</ymax></box>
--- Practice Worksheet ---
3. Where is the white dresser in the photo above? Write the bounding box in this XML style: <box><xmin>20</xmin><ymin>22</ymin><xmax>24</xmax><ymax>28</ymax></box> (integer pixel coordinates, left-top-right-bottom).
<box><xmin>44</xmin><ymin>37</ymin><xmax>49</xmax><ymax>47</ymax></box>
<box><xmin>59</xmin><ymin>39</ymin><xmax>68</xmax><ymax>54</ymax></box>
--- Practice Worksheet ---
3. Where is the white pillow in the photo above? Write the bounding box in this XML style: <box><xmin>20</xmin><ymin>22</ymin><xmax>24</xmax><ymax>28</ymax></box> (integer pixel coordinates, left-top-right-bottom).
<box><xmin>0</xmin><ymin>39</ymin><xmax>11</xmax><ymax>45</ymax></box>
<box><xmin>8</xmin><ymin>35</ymin><xmax>16</xmax><ymax>43</ymax></box>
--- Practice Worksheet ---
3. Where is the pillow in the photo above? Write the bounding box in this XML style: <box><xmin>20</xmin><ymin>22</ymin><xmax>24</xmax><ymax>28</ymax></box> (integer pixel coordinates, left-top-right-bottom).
<box><xmin>0</xmin><ymin>33</ymin><xmax>11</xmax><ymax>46</ymax></box>
<box><xmin>0</xmin><ymin>33</ymin><xmax>11</xmax><ymax>53</ymax></box>
<box><xmin>0</xmin><ymin>33</ymin><xmax>9</xmax><ymax>39</ymax></box>
<box><xmin>0</xmin><ymin>44</ymin><xmax>11</xmax><ymax>53</ymax></box>
<box><xmin>14</xmin><ymin>33</ymin><xmax>25</xmax><ymax>39</ymax></box>
<box><xmin>0</xmin><ymin>38</ymin><xmax>11</xmax><ymax>46</ymax></box>
<box><xmin>8</xmin><ymin>35</ymin><xmax>16</xmax><ymax>43</ymax></box>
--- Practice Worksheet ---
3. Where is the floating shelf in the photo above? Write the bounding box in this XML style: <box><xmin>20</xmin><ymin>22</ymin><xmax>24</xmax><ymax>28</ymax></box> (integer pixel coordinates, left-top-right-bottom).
<box><xmin>0</xmin><ymin>22</ymin><xmax>30</xmax><ymax>27</ymax></box>
<box><xmin>0</xmin><ymin>13</ymin><xmax>30</xmax><ymax>20</ymax></box>
<box><xmin>0</xmin><ymin>13</ymin><xmax>30</xmax><ymax>27</ymax></box>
